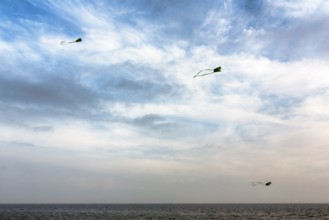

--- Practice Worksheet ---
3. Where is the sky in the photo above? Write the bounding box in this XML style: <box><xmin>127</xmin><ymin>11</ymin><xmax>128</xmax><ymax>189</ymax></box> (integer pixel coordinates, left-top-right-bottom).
<box><xmin>1</xmin><ymin>0</ymin><xmax>329</xmax><ymax>204</ymax></box>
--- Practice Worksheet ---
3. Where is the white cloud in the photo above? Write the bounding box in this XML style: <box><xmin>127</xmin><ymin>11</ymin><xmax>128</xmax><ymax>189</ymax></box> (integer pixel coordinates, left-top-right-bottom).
<box><xmin>270</xmin><ymin>0</ymin><xmax>324</xmax><ymax>17</ymax></box>
<box><xmin>293</xmin><ymin>93</ymin><xmax>329</xmax><ymax>121</ymax></box>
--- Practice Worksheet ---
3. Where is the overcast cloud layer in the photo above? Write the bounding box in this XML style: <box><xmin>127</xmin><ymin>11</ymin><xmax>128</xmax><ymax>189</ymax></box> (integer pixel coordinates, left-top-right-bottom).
<box><xmin>1</xmin><ymin>0</ymin><xmax>329</xmax><ymax>203</ymax></box>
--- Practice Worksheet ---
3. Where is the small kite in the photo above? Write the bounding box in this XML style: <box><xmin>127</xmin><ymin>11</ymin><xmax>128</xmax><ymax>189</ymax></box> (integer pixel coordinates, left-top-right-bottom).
<box><xmin>252</xmin><ymin>181</ymin><xmax>272</xmax><ymax>186</ymax></box>
<box><xmin>60</xmin><ymin>38</ymin><xmax>82</xmax><ymax>45</ymax></box>
<box><xmin>193</xmin><ymin>66</ymin><xmax>221</xmax><ymax>78</ymax></box>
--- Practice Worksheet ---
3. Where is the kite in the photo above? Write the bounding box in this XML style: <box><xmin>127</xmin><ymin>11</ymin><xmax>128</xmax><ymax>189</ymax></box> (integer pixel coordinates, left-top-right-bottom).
<box><xmin>193</xmin><ymin>66</ymin><xmax>221</xmax><ymax>78</ymax></box>
<box><xmin>251</xmin><ymin>181</ymin><xmax>272</xmax><ymax>186</ymax></box>
<box><xmin>60</xmin><ymin>38</ymin><xmax>82</xmax><ymax>45</ymax></box>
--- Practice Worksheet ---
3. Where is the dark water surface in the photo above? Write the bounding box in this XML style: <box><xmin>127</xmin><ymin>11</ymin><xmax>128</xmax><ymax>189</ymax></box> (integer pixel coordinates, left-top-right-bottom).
<box><xmin>1</xmin><ymin>203</ymin><xmax>329</xmax><ymax>219</ymax></box>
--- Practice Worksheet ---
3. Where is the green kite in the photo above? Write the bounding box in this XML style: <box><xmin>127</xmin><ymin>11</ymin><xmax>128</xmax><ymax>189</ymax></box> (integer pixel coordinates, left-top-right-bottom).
<box><xmin>60</xmin><ymin>38</ymin><xmax>82</xmax><ymax>45</ymax></box>
<box><xmin>193</xmin><ymin>66</ymin><xmax>221</xmax><ymax>78</ymax></box>
<box><xmin>251</xmin><ymin>181</ymin><xmax>272</xmax><ymax>186</ymax></box>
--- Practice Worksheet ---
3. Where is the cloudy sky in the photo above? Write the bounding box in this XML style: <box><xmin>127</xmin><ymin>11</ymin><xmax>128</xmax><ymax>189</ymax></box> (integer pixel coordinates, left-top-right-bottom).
<box><xmin>1</xmin><ymin>0</ymin><xmax>329</xmax><ymax>203</ymax></box>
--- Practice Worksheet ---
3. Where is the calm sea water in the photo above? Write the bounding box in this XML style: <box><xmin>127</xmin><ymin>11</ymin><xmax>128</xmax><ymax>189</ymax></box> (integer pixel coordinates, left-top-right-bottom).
<box><xmin>1</xmin><ymin>203</ymin><xmax>329</xmax><ymax>219</ymax></box>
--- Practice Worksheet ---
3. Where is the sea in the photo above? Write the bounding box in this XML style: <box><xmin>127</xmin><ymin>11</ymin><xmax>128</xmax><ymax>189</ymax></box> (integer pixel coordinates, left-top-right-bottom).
<box><xmin>1</xmin><ymin>203</ymin><xmax>329</xmax><ymax>219</ymax></box>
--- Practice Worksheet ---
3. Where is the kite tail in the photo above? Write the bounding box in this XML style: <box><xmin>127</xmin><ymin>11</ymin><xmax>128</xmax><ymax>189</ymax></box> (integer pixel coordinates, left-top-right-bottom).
<box><xmin>60</xmin><ymin>39</ymin><xmax>81</xmax><ymax>45</ymax></box>
<box><xmin>60</xmin><ymin>41</ymin><xmax>71</xmax><ymax>45</ymax></box>
<box><xmin>251</xmin><ymin>182</ymin><xmax>265</xmax><ymax>186</ymax></box>
<box><xmin>197</xmin><ymin>72</ymin><xmax>216</xmax><ymax>77</ymax></box>
<box><xmin>193</xmin><ymin>69</ymin><xmax>213</xmax><ymax>78</ymax></box>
